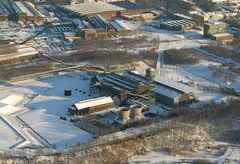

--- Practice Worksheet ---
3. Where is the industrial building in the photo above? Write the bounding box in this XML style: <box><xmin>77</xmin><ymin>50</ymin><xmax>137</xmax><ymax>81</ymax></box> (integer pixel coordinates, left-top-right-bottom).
<box><xmin>0</xmin><ymin>0</ymin><xmax>46</xmax><ymax>23</ymax></box>
<box><xmin>87</xmin><ymin>14</ymin><xmax>117</xmax><ymax>37</ymax></box>
<box><xmin>121</xmin><ymin>11</ymin><xmax>160</xmax><ymax>23</ymax></box>
<box><xmin>72</xmin><ymin>18</ymin><xmax>92</xmax><ymax>29</ymax></box>
<box><xmin>123</xmin><ymin>71</ymin><xmax>198</xmax><ymax>106</ymax></box>
<box><xmin>109</xmin><ymin>1</ymin><xmax>146</xmax><ymax>17</ymax></box>
<box><xmin>78</xmin><ymin>29</ymin><xmax>97</xmax><ymax>39</ymax></box>
<box><xmin>75</xmin><ymin>16</ymin><xmax>133</xmax><ymax>39</ymax></box>
<box><xmin>204</xmin><ymin>22</ymin><xmax>233</xmax><ymax>42</ymax></box>
<box><xmin>159</xmin><ymin>19</ymin><xmax>195</xmax><ymax>31</ymax></box>
<box><xmin>210</xmin><ymin>33</ymin><xmax>234</xmax><ymax>42</ymax></box>
<box><xmin>0</xmin><ymin>41</ymin><xmax>18</xmax><ymax>56</ymax></box>
<box><xmin>59</xmin><ymin>1</ymin><xmax>146</xmax><ymax>19</ymax></box>
<box><xmin>91</xmin><ymin>72</ymin><xmax>148</xmax><ymax>104</ymax></box>
<box><xmin>0</xmin><ymin>43</ymin><xmax>39</xmax><ymax>64</ymax></box>
<box><xmin>68</xmin><ymin>96</ymin><xmax>114</xmax><ymax>116</ymax></box>
<box><xmin>91</xmin><ymin>70</ymin><xmax>200</xmax><ymax>106</ymax></box>
<box><xmin>204</xmin><ymin>22</ymin><xmax>229</xmax><ymax>37</ymax></box>
<box><xmin>109</xmin><ymin>20</ymin><xmax>132</xmax><ymax>37</ymax></box>
<box><xmin>190</xmin><ymin>12</ymin><xmax>210</xmax><ymax>26</ymax></box>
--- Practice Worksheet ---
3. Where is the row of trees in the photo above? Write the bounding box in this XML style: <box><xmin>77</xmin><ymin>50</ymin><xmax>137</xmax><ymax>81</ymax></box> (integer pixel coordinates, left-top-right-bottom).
<box><xmin>0</xmin><ymin>63</ymin><xmax>61</xmax><ymax>79</ymax></box>
<box><xmin>201</xmin><ymin>45</ymin><xmax>240</xmax><ymax>63</ymax></box>
<box><xmin>59</xmin><ymin>50</ymin><xmax>140</xmax><ymax>69</ymax></box>
<box><xmin>73</xmin><ymin>35</ymin><xmax>153</xmax><ymax>51</ymax></box>
<box><xmin>163</xmin><ymin>49</ymin><xmax>200</xmax><ymax>65</ymax></box>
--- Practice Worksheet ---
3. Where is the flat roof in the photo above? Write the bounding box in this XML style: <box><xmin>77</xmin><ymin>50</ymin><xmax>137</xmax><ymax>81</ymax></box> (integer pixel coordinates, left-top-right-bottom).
<box><xmin>212</xmin><ymin>33</ymin><xmax>233</xmax><ymax>37</ymax></box>
<box><xmin>123</xmin><ymin>71</ymin><xmax>202</xmax><ymax>98</ymax></box>
<box><xmin>0</xmin><ymin>94</ymin><xmax>24</xmax><ymax>106</ymax></box>
<box><xmin>74</xmin><ymin>96</ymin><xmax>113</xmax><ymax>110</ymax></box>
<box><xmin>109</xmin><ymin>1</ymin><xmax>146</xmax><ymax>10</ymax></box>
<box><xmin>62</xmin><ymin>2</ymin><xmax>125</xmax><ymax>16</ymax></box>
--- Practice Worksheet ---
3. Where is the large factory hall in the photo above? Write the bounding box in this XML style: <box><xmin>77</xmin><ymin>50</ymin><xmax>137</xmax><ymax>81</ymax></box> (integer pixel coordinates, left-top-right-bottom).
<box><xmin>0</xmin><ymin>0</ymin><xmax>46</xmax><ymax>23</ymax></box>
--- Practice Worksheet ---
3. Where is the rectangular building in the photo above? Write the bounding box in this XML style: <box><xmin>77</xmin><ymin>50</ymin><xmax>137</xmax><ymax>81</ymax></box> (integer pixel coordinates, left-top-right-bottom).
<box><xmin>190</xmin><ymin>12</ymin><xmax>210</xmax><ymax>26</ymax></box>
<box><xmin>210</xmin><ymin>33</ymin><xmax>234</xmax><ymax>42</ymax></box>
<box><xmin>59</xmin><ymin>1</ymin><xmax>146</xmax><ymax>19</ymax></box>
<box><xmin>122</xmin><ymin>71</ymin><xmax>200</xmax><ymax>106</ymax></box>
<box><xmin>204</xmin><ymin>22</ymin><xmax>229</xmax><ymax>37</ymax></box>
<box><xmin>68</xmin><ymin>96</ymin><xmax>114</xmax><ymax>115</ymax></box>
<box><xmin>0</xmin><ymin>0</ymin><xmax>46</xmax><ymax>23</ymax></box>
<box><xmin>159</xmin><ymin>19</ymin><xmax>195</xmax><ymax>31</ymax></box>
<box><xmin>110</xmin><ymin>20</ymin><xmax>132</xmax><ymax>37</ymax></box>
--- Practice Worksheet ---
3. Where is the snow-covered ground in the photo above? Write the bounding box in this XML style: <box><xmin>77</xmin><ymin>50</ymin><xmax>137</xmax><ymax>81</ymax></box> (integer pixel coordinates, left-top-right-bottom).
<box><xmin>130</xmin><ymin>145</ymin><xmax>240</xmax><ymax>163</ymax></box>
<box><xmin>19</xmin><ymin>72</ymin><xmax>98</xmax><ymax>116</ymax></box>
<box><xmin>181</xmin><ymin>61</ymin><xmax>240</xmax><ymax>90</ymax></box>
<box><xmin>0</xmin><ymin>72</ymin><xmax>99</xmax><ymax>150</ymax></box>
<box><xmin>0</xmin><ymin>116</ymin><xmax>24</xmax><ymax>151</ymax></box>
<box><xmin>20</xmin><ymin>109</ymin><xmax>92</xmax><ymax>147</ymax></box>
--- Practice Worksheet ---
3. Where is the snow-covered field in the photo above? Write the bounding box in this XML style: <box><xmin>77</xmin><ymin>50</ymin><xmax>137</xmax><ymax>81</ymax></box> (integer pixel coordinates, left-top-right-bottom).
<box><xmin>20</xmin><ymin>109</ymin><xmax>92</xmax><ymax>147</ymax></box>
<box><xmin>182</xmin><ymin>61</ymin><xmax>240</xmax><ymax>90</ymax></box>
<box><xmin>0</xmin><ymin>72</ymin><xmax>99</xmax><ymax>150</ymax></box>
<box><xmin>129</xmin><ymin>148</ymin><xmax>240</xmax><ymax>164</ymax></box>
<box><xmin>20</xmin><ymin>72</ymin><xmax>98</xmax><ymax>116</ymax></box>
<box><xmin>0</xmin><ymin>117</ymin><xmax>24</xmax><ymax>151</ymax></box>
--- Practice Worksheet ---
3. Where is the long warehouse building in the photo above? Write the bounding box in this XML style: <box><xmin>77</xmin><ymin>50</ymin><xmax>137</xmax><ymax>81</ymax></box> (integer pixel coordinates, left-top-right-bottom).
<box><xmin>58</xmin><ymin>1</ymin><xmax>146</xmax><ymax>19</ymax></box>
<box><xmin>0</xmin><ymin>0</ymin><xmax>46</xmax><ymax>23</ymax></box>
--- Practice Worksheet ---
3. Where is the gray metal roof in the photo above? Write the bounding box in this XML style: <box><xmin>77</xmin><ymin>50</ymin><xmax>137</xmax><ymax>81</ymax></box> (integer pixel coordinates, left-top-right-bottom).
<box><xmin>62</xmin><ymin>2</ymin><xmax>125</xmax><ymax>16</ymax></box>
<box><xmin>110</xmin><ymin>20</ymin><xmax>124</xmax><ymax>32</ymax></box>
<box><xmin>123</xmin><ymin>71</ymin><xmax>202</xmax><ymax>98</ymax></box>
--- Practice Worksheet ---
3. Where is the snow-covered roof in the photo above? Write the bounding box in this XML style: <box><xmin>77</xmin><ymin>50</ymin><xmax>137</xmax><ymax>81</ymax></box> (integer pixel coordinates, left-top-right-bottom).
<box><xmin>115</xmin><ymin>20</ymin><xmax>131</xmax><ymax>30</ymax></box>
<box><xmin>212</xmin><ymin>33</ymin><xmax>233</xmax><ymax>37</ymax></box>
<box><xmin>123</xmin><ymin>73</ymin><xmax>183</xmax><ymax>99</ymax></box>
<box><xmin>74</xmin><ymin>96</ymin><xmax>113</xmax><ymax>110</ymax></box>
<box><xmin>110</xmin><ymin>20</ymin><xmax>132</xmax><ymax>32</ymax></box>
<box><xmin>72</xmin><ymin>19</ymin><xmax>89</xmax><ymax>29</ymax></box>
<box><xmin>110</xmin><ymin>20</ymin><xmax>124</xmax><ymax>32</ymax></box>
<box><xmin>0</xmin><ymin>94</ymin><xmax>24</xmax><ymax>106</ymax></box>
<box><xmin>123</xmin><ymin>71</ymin><xmax>202</xmax><ymax>98</ymax></box>
<box><xmin>15</xmin><ymin>1</ymin><xmax>42</xmax><ymax>16</ymax></box>
<box><xmin>99</xmin><ymin>73</ymin><xmax>137</xmax><ymax>91</ymax></box>
<box><xmin>154</xmin><ymin>83</ymin><xmax>183</xmax><ymax>99</ymax></box>
<box><xmin>0</xmin><ymin>104</ymin><xmax>22</xmax><ymax>115</ymax></box>
<box><xmin>62</xmin><ymin>2</ymin><xmax>125</xmax><ymax>16</ymax></box>
<box><xmin>154</xmin><ymin>76</ymin><xmax>203</xmax><ymax>95</ymax></box>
